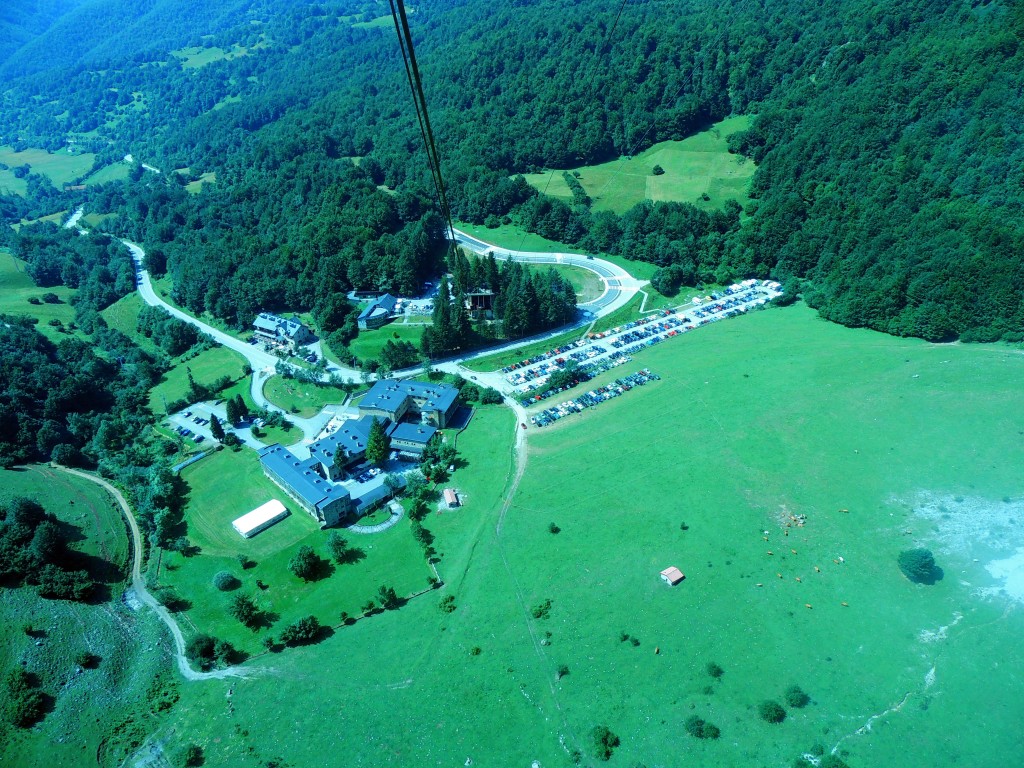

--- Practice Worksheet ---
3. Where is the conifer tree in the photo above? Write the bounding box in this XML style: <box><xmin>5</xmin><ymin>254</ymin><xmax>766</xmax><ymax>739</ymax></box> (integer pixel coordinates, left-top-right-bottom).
<box><xmin>366</xmin><ymin>417</ymin><xmax>391</xmax><ymax>466</ymax></box>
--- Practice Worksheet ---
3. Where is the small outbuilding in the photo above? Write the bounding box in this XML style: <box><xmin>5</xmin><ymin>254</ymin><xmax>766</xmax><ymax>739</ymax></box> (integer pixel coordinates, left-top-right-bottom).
<box><xmin>660</xmin><ymin>566</ymin><xmax>685</xmax><ymax>586</ymax></box>
<box><xmin>232</xmin><ymin>499</ymin><xmax>289</xmax><ymax>538</ymax></box>
<box><xmin>443</xmin><ymin>488</ymin><xmax>460</xmax><ymax>508</ymax></box>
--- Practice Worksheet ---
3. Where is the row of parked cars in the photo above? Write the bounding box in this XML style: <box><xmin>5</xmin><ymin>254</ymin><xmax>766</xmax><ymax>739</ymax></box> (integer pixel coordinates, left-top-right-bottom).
<box><xmin>506</xmin><ymin>344</ymin><xmax>609</xmax><ymax>387</ymax></box>
<box><xmin>500</xmin><ymin>339</ymin><xmax>591</xmax><ymax>375</ymax></box>
<box><xmin>518</xmin><ymin>353</ymin><xmax>633</xmax><ymax>406</ymax></box>
<box><xmin>530</xmin><ymin>369</ymin><xmax>661</xmax><ymax>427</ymax></box>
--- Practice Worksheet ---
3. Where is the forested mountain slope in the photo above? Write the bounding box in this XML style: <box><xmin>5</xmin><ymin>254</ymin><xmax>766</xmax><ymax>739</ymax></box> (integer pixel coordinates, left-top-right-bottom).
<box><xmin>1</xmin><ymin>0</ymin><xmax>1022</xmax><ymax>342</ymax></box>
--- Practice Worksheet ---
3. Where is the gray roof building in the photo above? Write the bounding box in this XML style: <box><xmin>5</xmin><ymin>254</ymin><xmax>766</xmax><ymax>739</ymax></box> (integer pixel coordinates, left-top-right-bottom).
<box><xmin>357</xmin><ymin>294</ymin><xmax>398</xmax><ymax>330</ymax></box>
<box><xmin>253</xmin><ymin>312</ymin><xmax>314</xmax><ymax>348</ymax></box>
<box><xmin>258</xmin><ymin>443</ymin><xmax>352</xmax><ymax>527</ymax></box>
<box><xmin>359</xmin><ymin>379</ymin><xmax>460</xmax><ymax>427</ymax></box>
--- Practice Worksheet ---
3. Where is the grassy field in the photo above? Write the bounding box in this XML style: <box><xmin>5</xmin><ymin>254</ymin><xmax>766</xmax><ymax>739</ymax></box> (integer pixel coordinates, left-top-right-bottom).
<box><xmin>349</xmin><ymin>322</ymin><xmax>427</xmax><ymax>365</ymax></box>
<box><xmin>171</xmin><ymin>45</ymin><xmax>248</xmax><ymax>68</ymax></box>
<box><xmin>0</xmin><ymin>249</ymin><xmax>79</xmax><ymax>341</ymax></box>
<box><xmin>524</xmin><ymin>115</ymin><xmax>755</xmax><ymax>214</ymax></box>
<box><xmin>147</xmin><ymin>345</ymin><xmax>248</xmax><ymax>414</ymax></box>
<box><xmin>101</xmin><ymin>292</ymin><xmax>161</xmax><ymax>356</ymax></box>
<box><xmin>0</xmin><ymin>466</ymin><xmax>176</xmax><ymax>768</ymax></box>
<box><xmin>0</xmin><ymin>145</ymin><xmax>95</xmax><ymax>189</ymax></box>
<box><xmin>137</xmin><ymin>305</ymin><xmax>1024</xmax><ymax>767</ymax></box>
<box><xmin>159</xmin><ymin>448</ymin><xmax>435</xmax><ymax>655</ymax></box>
<box><xmin>82</xmin><ymin>162</ymin><xmax>130</xmax><ymax>186</ymax></box>
<box><xmin>526</xmin><ymin>263</ymin><xmax>603</xmax><ymax>303</ymax></box>
<box><xmin>263</xmin><ymin>375</ymin><xmax>350</xmax><ymax>417</ymax></box>
<box><xmin>456</xmin><ymin>220</ymin><xmax>587</xmax><ymax>254</ymax></box>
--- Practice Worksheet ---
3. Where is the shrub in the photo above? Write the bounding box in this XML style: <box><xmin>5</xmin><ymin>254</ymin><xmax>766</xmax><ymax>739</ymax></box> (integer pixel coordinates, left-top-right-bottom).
<box><xmin>898</xmin><ymin>548</ymin><xmax>938</xmax><ymax>583</ymax></box>
<box><xmin>439</xmin><ymin>595</ymin><xmax>456</xmax><ymax>613</ymax></box>
<box><xmin>591</xmin><ymin>725</ymin><xmax>620</xmax><ymax>761</ymax></box>
<box><xmin>706</xmin><ymin>661</ymin><xmax>724</xmax><ymax>679</ymax></box>
<box><xmin>183</xmin><ymin>743</ymin><xmax>204</xmax><ymax>766</ymax></box>
<box><xmin>228</xmin><ymin>594</ymin><xmax>260</xmax><ymax>628</ymax></box>
<box><xmin>758</xmin><ymin>700</ymin><xmax>787</xmax><ymax>723</ymax></box>
<box><xmin>480</xmin><ymin>387</ymin><xmax>503</xmax><ymax>404</ymax></box>
<box><xmin>378</xmin><ymin>584</ymin><xmax>400</xmax><ymax>610</ymax></box>
<box><xmin>652</xmin><ymin>164</ymin><xmax>665</xmax><ymax>175</ymax></box>
<box><xmin>185</xmin><ymin>635</ymin><xmax>217</xmax><ymax>668</ymax></box>
<box><xmin>820</xmin><ymin>756</ymin><xmax>850</xmax><ymax>768</ymax></box>
<box><xmin>280</xmin><ymin>615</ymin><xmax>322</xmax><ymax>646</ymax></box>
<box><xmin>288</xmin><ymin>545</ymin><xmax>321</xmax><ymax>581</ymax></box>
<box><xmin>469</xmin><ymin>646</ymin><xmax>482</xmax><ymax>656</ymax></box>
<box><xmin>75</xmin><ymin>652</ymin><xmax>100</xmax><ymax>669</ymax></box>
<box><xmin>784</xmin><ymin>685</ymin><xmax>810</xmax><ymax>708</ymax></box>
<box><xmin>684</xmin><ymin>715</ymin><xmax>720</xmax><ymax>739</ymax></box>
<box><xmin>532</xmin><ymin>599</ymin><xmax>552</xmax><ymax>619</ymax></box>
<box><xmin>213</xmin><ymin>571</ymin><xmax>240</xmax><ymax>591</ymax></box>
<box><xmin>548</xmin><ymin>522</ymin><xmax>561</xmax><ymax>534</ymax></box>
<box><xmin>4</xmin><ymin>669</ymin><xmax>46</xmax><ymax>728</ymax></box>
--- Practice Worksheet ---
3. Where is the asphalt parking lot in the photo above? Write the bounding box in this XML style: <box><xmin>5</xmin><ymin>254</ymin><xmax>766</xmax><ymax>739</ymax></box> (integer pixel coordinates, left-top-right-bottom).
<box><xmin>505</xmin><ymin>281</ymin><xmax>781</xmax><ymax>395</ymax></box>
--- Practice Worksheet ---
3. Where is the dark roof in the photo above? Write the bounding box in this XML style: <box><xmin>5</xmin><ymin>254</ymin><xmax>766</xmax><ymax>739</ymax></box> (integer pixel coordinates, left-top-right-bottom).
<box><xmin>259</xmin><ymin>444</ymin><xmax>350</xmax><ymax>511</ymax></box>
<box><xmin>389</xmin><ymin>422</ymin><xmax>437</xmax><ymax>446</ymax></box>
<box><xmin>253</xmin><ymin>312</ymin><xmax>309</xmax><ymax>339</ymax></box>
<box><xmin>357</xmin><ymin>293</ymin><xmax>398</xmax><ymax>321</ymax></box>
<box><xmin>360</xmin><ymin>379</ymin><xmax>459</xmax><ymax>415</ymax></box>
<box><xmin>309</xmin><ymin>415</ymin><xmax>381</xmax><ymax>467</ymax></box>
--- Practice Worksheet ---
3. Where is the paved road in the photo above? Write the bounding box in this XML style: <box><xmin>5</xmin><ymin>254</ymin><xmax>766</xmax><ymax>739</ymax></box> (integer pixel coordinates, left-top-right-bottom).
<box><xmin>123</xmin><ymin>240</ymin><xmax>357</xmax><ymax>442</ymax></box>
<box><xmin>55</xmin><ymin>466</ymin><xmax>251</xmax><ymax>682</ymax></box>
<box><xmin>452</xmin><ymin>228</ymin><xmax>646</xmax><ymax>315</ymax></box>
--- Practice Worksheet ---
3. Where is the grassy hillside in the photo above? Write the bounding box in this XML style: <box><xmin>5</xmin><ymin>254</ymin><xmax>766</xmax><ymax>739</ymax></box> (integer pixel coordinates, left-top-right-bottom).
<box><xmin>137</xmin><ymin>307</ymin><xmax>1024</xmax><ymax>767</ymax></box>
<box><xmin>524</xmin><ymin>116</ymin><xmax>755</xmax><ymax>214</ymax></box>
<box><xmin>0</xmin><ymin>465</ymin><xmax>174</xmax><ymax>768</ymax></box>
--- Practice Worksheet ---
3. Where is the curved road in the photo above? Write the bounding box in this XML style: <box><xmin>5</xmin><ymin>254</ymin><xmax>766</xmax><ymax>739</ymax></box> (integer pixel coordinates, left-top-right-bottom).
<box><xmin>121</xmin><ymin>232</ymin><xmax>647</xmax><ymax>426</ymax></box>
<box><xmin>452</xmin><ymin>227</ymin><xmax>646</xmax><ymax>315</ymax></box>
<box><xmin>55</xmin><ymin>466</ymin><xmax>251</xmax><ymax>681</ymax></box>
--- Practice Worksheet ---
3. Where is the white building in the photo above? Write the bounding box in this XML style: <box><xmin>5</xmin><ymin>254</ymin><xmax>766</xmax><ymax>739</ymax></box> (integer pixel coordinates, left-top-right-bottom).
<box><xmin>232</xmin><ymin>499</ymin><xmax>289</xmax><ymax>538</ymax></box>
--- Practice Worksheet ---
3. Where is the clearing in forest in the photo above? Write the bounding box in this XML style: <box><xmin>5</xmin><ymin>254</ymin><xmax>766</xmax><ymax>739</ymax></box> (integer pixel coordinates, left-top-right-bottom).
<box><xmin>523</xmin><ymin>114</ymin><xmax>756</xmax><ymax>214</ymax></box>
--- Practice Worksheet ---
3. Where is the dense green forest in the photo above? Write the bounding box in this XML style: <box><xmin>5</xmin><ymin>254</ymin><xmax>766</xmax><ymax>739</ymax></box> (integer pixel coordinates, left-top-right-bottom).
<box><xmin>1</xmin><ymin>0</ymin><xmax>1022</xmax><ymax>342</ymax></box>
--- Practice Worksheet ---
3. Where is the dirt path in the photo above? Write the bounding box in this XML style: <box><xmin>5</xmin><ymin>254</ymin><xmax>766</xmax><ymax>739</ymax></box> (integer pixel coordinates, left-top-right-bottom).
<box><xmin>495</xmin><ymin>399</ymin><xmax>530</xmax><ymax>537</ymax></box>
<box><xmin>54</xmin><ymin>466</ymin><xmax>252</xmax><ymax>682</ymax></box>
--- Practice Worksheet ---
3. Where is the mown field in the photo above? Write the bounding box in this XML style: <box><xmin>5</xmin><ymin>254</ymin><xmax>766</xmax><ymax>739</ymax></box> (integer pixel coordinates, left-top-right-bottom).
<box><xmin>158</xmin><ymin>436</ymin><xmax>440</xmax><ymax>657</ymax></box>
<box><xmin>142</xmin><ymin>305</ymin><xmax>1024</xmax><ymax>767</ymax></box>
<box><xmin>523</xmin><ymin>115</ymin><xmax>755</xmax><ymax>214</ymax></box>
<box><xmin>0</xmin><ymin>466</ymin><xmax>175</xmax><ymax>768</ymax></box>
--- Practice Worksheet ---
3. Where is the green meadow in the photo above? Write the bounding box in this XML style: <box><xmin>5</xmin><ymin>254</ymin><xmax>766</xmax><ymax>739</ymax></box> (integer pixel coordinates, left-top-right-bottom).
<box><xmin>171</xmin><ymin>45</ymin><xmax>248</xmax><ymax>69</ymax></box>
<box><xmin>147</xmin><ymin>345</ymin><xmax>249</xmax><ymax>413</ymax></box>
<box><xmin>263</xmin><ymin>375</ymin><xmax>350</xmax><ymax>417</ymax></box>
<box><xmin>143</xmin><ymin>305</ymin><xmax>1024</xmax><ymax>767</ymax></box>
<box><xmin>348</xmin><ymin>321</ymin><xmax>426</xmax><ymax>364</ymax></box>
<box><xmin>0</xmin><ymin>249</ymin><xmax>79</xmax><ymax>341</ymax></box>
<box><xmin>0</xmin><ymin>466</ymin><xmax>173</xmax><ymax>768</ymax></box>
<box><xmin>0</xmin><ymin>145</ymin><xmax>95</xmax><ymax>189</ymax></box>
<box><xmin>159</xmin><ymin>438</ymin><xmax>438</xmax><ymax>656</ymax></box>
<box><xmin>524</xmin><ymin>115</ymin><xmax>755</xmax><ymax>214</ymax></box>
